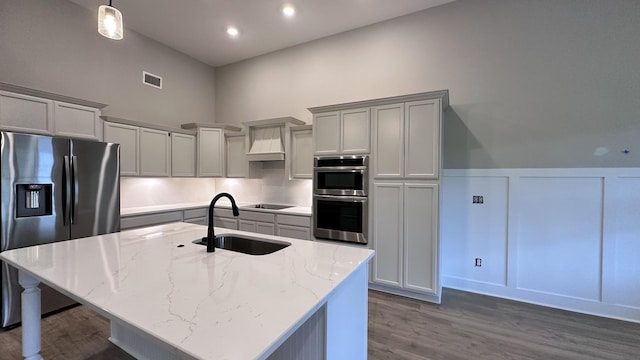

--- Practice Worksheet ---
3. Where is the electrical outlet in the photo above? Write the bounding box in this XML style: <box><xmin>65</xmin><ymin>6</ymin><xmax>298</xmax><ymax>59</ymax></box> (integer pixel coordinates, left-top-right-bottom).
<box><xmin>475</xmin><ymin>258</ymin><xmax>482</xmax><ymax>267</ymax></box>
<box><xmin>472</xmin><ymin>195</ymin><xmax>484</xmax><ymax>204</ymax></box>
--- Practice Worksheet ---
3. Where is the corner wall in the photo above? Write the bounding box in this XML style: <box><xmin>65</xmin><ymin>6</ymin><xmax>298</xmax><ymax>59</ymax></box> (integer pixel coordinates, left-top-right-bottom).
<box><xmin>441</xmin><ymin>168</ymin><xmax>640</xmax><ymax>323</ymax></box>
<box><xmin>0</xmin><ymin>0</ymin><xmax>216</xmax><ymax>127</ymax></box>
<box><xmin>214</xmin><ymin>0</ymin><xmax>640</xmax><ymax>169</ymax></box>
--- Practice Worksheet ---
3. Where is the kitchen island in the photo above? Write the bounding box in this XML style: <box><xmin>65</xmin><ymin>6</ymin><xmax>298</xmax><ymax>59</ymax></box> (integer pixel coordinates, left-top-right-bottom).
<box><xmin>0</xmin><ymin>222</ymin><xmax>374</xmax><ymax>359</ymax></box>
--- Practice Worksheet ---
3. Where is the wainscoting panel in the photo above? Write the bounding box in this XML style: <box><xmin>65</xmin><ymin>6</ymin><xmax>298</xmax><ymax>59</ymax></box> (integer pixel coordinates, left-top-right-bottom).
<box><xmin>442</xmin><ymin>168</ymin><xmax>640</xmax><ymax>323</ymax></box>
<box><xmin>514</xmin><ymin>176</ymin><xmax>603</xmax><ymax>301</ymax></box>
<box><xmin>603</xmin><ymin>176</ymin><xmax>640</xmax><ymax>310</ymax></box>
<box><xmin>441</xmin><ymin>176</ymin><xmax>509</xmax><ymax>287</ymax></box>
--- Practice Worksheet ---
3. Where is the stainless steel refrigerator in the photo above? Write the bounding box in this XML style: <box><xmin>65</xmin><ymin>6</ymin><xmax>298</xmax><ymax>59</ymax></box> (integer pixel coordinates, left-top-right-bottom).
<box><xmin>0</xmin><ymin>131</ymin><xmax>120</xmax><ymax>327</ymax></box>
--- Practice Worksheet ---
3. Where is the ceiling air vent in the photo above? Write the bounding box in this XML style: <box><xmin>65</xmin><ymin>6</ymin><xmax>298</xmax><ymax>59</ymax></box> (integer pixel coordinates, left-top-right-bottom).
<box><xmin>143</xmin><ymin>71</ymin><xmax>162</xmax><ymax>89</ymax></box>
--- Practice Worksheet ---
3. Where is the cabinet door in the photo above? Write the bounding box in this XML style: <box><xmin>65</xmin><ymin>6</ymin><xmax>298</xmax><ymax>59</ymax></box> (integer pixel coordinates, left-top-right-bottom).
<box><xmin>104</xmin><ymin>122</ymin><xmax>139</xmax><ymax>176</ymax></box>
<box><xmin>226</xmin><ymin>135</ymin><xmax>247</xmax><ymax>178</ymax></box>
<box><xmin>140</xmin><ymin>127</ymin><xmax>171</xmax><ymax>177</ymax></box>
<box><xmin>290</xmin><ymin>128</ymin><xmax>313</xmax><ymax>179</ymax></box>
<box><xmin>341</xmin><ymin>107</ymin><xmax>370</xmax><ymax>154</ymax></box>
<box><xmin>313</xmin><ymin>112</ymin><xmax>339</xmax><ymax>155</ymax></box>
<box><xmin>215</xmin><ymin>217</ymin><xmax>238</xmax><ymax>230</ymax></box>
<box><xmin>0</xmin><ymin>91</ymin><xmax>53</xmax><ymax>134</ymax></box>
<box><xmin>198</xmin><ymin>128</ymin><xmax>224</xmax><ymax>177</ymax></box>
<box><xmin>277</xmin><ymin>224</ymin><xmax>310</xmax><ymax>240</ymax></box>
<box><xmin>171</xmin><ymin>133</ymin><xmax>196</xmax><ymax>177</ymax></box>
<box><xmin>53</xmin><ymin>102</ymin><xmax>102</xmax><ymax>140</ymax></box>
<box><xmin>239</xmin><ymin>220</ymin><xmax>257</xmax><ymax>233</ymax></box>
<box><xmin>403</xmin><ymin>183</ymin><xmax>438</xmax><ymax>294</ymax></box>
<box><xmin>371</xmin><ymin>182</ymin><xmax>403</xmax><ymax>288</ymax></box>
<box><xmin>372</xmin><ymin>104</ymin><xmax>403</xmax><ymax>178</ymax></box>
<box><xmin>405</xmin><ymin>99</ymin><xmax>440</xmax><ymax>179</ymax></box>
<box><xmin>256</xmin><ymin>222</ymin><xmax>276</xmax><ymax>235</ymax></box>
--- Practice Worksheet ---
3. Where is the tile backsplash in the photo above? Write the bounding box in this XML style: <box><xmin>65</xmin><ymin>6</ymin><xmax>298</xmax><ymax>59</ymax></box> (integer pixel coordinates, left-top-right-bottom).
<box><xmin>120</xmin><ymin>163</ymin><xmax>312</xmax><ymax>209</ymax></box>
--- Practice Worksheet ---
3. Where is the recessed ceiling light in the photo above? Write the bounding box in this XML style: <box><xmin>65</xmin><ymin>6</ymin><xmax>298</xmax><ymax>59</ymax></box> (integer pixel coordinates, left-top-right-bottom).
<box><xmin>226</xmin><ymin>26</ymin><xmax>239</xmax><ymax>37</ymax></box>
<box><xmin>282</xmin><ymin>4</ymin><xmax>295</xmax><ymax>17</ymax></box>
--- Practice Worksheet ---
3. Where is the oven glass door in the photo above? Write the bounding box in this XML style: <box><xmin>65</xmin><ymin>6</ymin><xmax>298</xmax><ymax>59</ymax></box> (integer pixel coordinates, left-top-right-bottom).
<box><xmin>314</xmin><ymin>168</ymin><xmax>367</xmax><ymax>196</ymax></box>
<box><xmin>313</xmin><ymin>195</ymin><xmax>368</xmax><ymax>244</ymax></box>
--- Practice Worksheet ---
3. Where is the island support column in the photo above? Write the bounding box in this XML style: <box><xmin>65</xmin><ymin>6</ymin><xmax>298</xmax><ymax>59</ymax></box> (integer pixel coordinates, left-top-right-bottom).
<box><xmin>19</xmin><ymin>271</ymin><xmax>43</xmax><ymax>360</ymax></box>
<box><xmin>325</xmin><ymin>263</ymin><xmax>369</xmax><ymax>359</ymax></box>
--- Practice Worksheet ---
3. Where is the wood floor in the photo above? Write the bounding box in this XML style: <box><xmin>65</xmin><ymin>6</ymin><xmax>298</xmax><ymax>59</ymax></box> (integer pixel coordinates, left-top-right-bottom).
<box><xmin>1</xmin><ymin>288</ymin><xmax>638</xmax><ymax>359</ymax></box>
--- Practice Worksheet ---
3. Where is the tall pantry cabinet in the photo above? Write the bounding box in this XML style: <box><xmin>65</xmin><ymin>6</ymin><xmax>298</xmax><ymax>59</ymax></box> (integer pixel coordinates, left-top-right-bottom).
<box><xmin>370</xmin><ymin>94</ymin><xmax>445</xmax><ymax>303</ymax></box>
<box><xmin>310</xmin><ymin>90</ymin><xmax>448</xmax><ymax>304</ymax></box>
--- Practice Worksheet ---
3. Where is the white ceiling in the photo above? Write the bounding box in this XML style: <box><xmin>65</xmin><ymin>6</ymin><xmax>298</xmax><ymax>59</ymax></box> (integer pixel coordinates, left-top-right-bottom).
<box><xmin>69</xmin><ymin>0</ymin><xmax>455</xmax><ymax>67</ymax></box>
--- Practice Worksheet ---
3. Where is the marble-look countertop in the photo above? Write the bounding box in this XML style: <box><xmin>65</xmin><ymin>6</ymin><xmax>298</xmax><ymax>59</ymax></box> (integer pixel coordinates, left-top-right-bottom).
<box><xmin>122</xmin><ymin>201</ymin><xmax>312</xmax><ymax>217</ymax></box>
<box><xmin>0</xmin><ymin>222</ymin><xmax>373</xmax><ymax>359</ymax></box>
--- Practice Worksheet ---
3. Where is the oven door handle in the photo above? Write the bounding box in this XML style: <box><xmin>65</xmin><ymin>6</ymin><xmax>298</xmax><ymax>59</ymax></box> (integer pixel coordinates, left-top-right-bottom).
<box><xmin>314</xmin><ymin>195</ymin><xmax>368</xmax><ymax>202</ymax></box>
<box><xmin>314</xmin><ymin>166</ymin><xmax>368</xmax><ymax>172</ymax></box>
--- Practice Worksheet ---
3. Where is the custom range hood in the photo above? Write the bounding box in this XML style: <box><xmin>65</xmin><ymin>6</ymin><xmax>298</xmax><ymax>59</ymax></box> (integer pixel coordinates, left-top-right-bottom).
<box><xmin>244</xmin><ymin>117</ymin><xmax>305</xmax><ymax>162</ymax></box>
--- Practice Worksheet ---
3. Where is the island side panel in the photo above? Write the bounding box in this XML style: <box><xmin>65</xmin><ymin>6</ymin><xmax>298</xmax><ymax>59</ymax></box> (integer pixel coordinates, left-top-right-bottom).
<box><xmin>325</xmin><ymin>263</ymin><xmax>369</xmax><ymax>360</ymax></box>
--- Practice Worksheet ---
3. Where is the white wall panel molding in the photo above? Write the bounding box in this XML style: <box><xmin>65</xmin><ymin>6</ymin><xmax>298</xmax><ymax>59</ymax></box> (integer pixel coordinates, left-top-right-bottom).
<box><xmin>442</xmin><ymin>168</ymin><xmax>640</xmax><ymax>323</ymax></box>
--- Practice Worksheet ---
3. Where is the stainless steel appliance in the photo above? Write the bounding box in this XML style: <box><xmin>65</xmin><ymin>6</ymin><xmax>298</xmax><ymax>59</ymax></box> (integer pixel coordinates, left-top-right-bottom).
<box><xmin>313</xmin><ymin>155</ymin><xmax>368</xmax><ymax>244</ymax></box>
<box><xmin>1</xmin><ymin>131</ymin><xmax>120</xmax><ymax>327</ymax></box>
<box><xmin>313</xmin><ymin>155</ymin><xmax>368</xmax><ymax>196</ymax></box>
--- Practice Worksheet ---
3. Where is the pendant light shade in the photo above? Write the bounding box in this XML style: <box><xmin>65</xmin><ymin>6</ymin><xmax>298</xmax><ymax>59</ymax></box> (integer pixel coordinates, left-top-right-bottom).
<box><xmin>98</xmin><ymin>1</ymin><xmax>123</xmax><ymax>40</ymax></box>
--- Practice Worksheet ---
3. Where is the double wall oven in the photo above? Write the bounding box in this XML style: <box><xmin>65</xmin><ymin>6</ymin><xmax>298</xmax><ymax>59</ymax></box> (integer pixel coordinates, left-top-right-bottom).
<box><xmin>313</xmin><ymin>155</ymin><xmax>368</xmax><ymax>244</ymax></box>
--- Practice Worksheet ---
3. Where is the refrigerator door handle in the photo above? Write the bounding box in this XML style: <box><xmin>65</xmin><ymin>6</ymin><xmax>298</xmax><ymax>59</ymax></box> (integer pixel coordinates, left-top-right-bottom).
<box><xmin>71</xmin><ymin>156</ymin><xmax>79</xmax><ymax>225</ymax></box>
<box><xmin>63</xmin><ymin>156</ymin><xmax>71</xmax><ymax>226</ymax></box>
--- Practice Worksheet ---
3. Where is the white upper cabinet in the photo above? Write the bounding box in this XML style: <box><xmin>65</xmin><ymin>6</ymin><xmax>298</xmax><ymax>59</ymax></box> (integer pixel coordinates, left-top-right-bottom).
<box><xmin>225</xmin><ymin>133</ymin><xmax>247</xmax><ymax>178</ymax></box>
<box><xmin>197</xmin><ymin>127</ymin><xmax>224</xmax><ymax>177</ymax></box>
<box><xmin>0</xmin><ymin>88</ymin><xmax>105</xmax><ymax>139</ymax></box>
<box><xmin>312</xmin><ymin>108</ymin><xmax>370</xmax><ymax>155</ymax></box>
<box><xmin>171</xmin><ymin>133</ymin><xmax>196</xmax><ymax>177</ymax></box>
<box><xmin>405</xmin><ymin>99</ymin><xmax>440</xmax><ymax>179</ymax></box>
<box><xmin>104</xmin><ymin>122</ymin><xmax>139</xmax><ymax>176</ymax></box>
<box><xmin>0</xmin><ymin>91</ymin><xmax>53</xmax><ymax>134</ymax></box>
<box><xmin>289</xmin><ymin>125</ymin><xmax>313</xmax><ymax>179</ymax></box>
<box><xmin>341</xmin><ymin>107</ymin><xmax>370</xmax><ymax>154</ymax></box>
<box><xmin>373</xmin><ymin>99</ymin><xmax>441</xmax><ymax>179</ymax></box>
<box><xmin>53</xmin><ymin>102</ymin><xmax>102</xmax><ymax>140</ymax></box>
<box><xmin>181</xmin><ymin>123</ymin><xmax>242</xmax><ymax>178</ymax></box>
<box><xmin>139</xmin><ymin>128</ymin><xmax>171</xmax><ymax>177</ymax></box>
<box><xmin>312</xmin><ymin>112</ymin><xmax>339</xmax><ymax>155</ymax></box>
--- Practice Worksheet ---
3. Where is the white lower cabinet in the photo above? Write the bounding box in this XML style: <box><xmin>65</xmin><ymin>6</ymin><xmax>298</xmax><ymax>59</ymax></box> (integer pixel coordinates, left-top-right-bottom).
<box><xmin>239</xmin><ymin>210</ymin><xmax>276</xmax><ymax>235</ymax></box>
<box><xmin>239</xmin><ymin>220</ymin><xmax>276</xmax><ymax>235</ymax></box>
<box><xmin>276</xmin><ymin>214</ymin><xmax>312</xmax><ymax>240</ymax></box>
<box><xmin>371</xmin><ymin>182</ymin><xmax>439</xmax><ymax>298</ymax></box>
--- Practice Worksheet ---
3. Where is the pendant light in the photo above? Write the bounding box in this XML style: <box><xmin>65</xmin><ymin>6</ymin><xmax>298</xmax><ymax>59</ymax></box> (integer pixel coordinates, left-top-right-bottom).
<box><xmin>98</xmin><ymin>0</ymin><xmax>123</xmax><ymax>40</ymax></box>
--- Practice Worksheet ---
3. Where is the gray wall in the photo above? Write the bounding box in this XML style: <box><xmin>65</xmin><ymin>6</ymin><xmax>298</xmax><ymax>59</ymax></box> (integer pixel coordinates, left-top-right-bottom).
<box><xmin>0</xmin><ymin>0</ymin><xmax>216</xmax><ymax>128</ymax></box>
<box><xmin>214</xmin><ymin>0</ymin><xmax>640</xmax><ymax>168</ymax></box>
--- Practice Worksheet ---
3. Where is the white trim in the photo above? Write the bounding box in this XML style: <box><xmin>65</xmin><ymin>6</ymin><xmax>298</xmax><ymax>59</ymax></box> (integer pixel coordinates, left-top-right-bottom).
<box><xmin>441</xmin><ymin>167</ymin><xmax>640</xmax><ymax>323</ymax></box>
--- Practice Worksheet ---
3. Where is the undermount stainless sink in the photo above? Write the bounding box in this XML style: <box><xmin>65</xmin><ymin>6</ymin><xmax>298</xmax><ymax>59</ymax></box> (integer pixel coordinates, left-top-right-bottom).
<box><xmin>246</xmin><ymin>203</ymin><xmax>293</xmax><ymax>210</ymax></box>
<box><xmin>193</xmin><ymin>234</ymin><xmax>291</xmax><ymax>255</ymax></box>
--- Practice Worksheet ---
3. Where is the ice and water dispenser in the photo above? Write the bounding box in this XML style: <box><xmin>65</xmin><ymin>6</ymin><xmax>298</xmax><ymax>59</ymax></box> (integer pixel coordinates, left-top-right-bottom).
<box><xmin>15</xmin><ymin>184</ymin><xmax>52</xmax><ymax>217</ymax></box>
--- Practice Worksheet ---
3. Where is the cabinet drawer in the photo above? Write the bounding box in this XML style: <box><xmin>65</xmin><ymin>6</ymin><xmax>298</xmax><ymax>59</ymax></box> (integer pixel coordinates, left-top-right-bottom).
<box><xmin>213</xmin><ymin>208</ymin><xmax>235</xmax><ymax>218</ymax></box>
<box><xmin>121</xmin><ymin>211</ymin><xmax>182</xmax><ymax>230</ymax></box>
<box><xmin>277</xmin><ymin>225</ymin><xmax>310</xmax><ymax>240</ymax></box>
<box><xmin>184</xmin><ymin>217</ymin><xmax>207</xmax><ymax>226</ymax></box>
<box><xmin>277</xmin><ymin>214</ymin><xmax>311</xmax><ymax>227</ymax></box>
<box><xmin>239</xmin><ymin>210</ymin><xmax>275</xmax><ymax>223</ymax></box>
<box><xmin>215</xmin><ymin>217</ymin><xmax>238</xmax><ymax>230</ymax></box>
<box><xmin>184</xmin><ymin>208</ymin><xmax>207</xmax><ymax>220</ymax></box>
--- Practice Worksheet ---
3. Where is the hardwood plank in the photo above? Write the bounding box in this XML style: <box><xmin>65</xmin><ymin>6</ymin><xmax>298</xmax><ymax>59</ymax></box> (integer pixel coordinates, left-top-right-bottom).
<box><xmin>1</xmin><ymin>288</ymin><xmax>638</xmax><ymax>360</ymax></box>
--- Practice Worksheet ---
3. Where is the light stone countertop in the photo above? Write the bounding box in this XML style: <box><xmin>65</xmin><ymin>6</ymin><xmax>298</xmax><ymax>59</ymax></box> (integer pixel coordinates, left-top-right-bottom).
<box><xmin>122</xmin><ymin>201</ymin><xmax>312</xmax><ymax>217</ymax></box>
<box><xmin>0</xmin><ymin>222</ymin><xmax>372</xmax><ymax>359</ymax></box>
